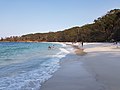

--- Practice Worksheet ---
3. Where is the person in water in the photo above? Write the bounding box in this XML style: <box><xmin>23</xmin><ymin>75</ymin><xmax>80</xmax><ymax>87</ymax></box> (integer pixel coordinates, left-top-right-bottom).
<box><xmin>48</xmin><ymin>45</ymin><xmax>56</xmax><ymax>50</ymax></box>
<box><xmin>48</xmin><ymin>46</ymin><xmax>51</xmax><ymax>50</ymax></box>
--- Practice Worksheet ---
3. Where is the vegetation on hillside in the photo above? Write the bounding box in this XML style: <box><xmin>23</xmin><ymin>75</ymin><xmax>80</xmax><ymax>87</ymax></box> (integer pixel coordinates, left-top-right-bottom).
<box><xmin>1</xmin><ymin>9</ymin><xmax>120</xmax><ymax>42</ymax></box>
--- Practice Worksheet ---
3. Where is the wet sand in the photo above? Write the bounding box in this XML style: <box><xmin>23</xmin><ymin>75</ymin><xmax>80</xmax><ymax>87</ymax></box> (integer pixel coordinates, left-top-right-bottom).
<box><xmin>41</xmin><ymin>43</ymin><xmax>120</xmax><ymax>90</ymax></box>
<box><xmin>41</xmin><ymin>54</ymin><xmax>103</xmax><ymax>90</ymax></box>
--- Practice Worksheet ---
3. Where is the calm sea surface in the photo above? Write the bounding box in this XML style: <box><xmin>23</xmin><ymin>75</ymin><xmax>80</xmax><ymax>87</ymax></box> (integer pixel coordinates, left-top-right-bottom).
<box><xmin>0</xmin><ymin>42</ymin><xmax>66</xmax><ymax>90</ymax></box>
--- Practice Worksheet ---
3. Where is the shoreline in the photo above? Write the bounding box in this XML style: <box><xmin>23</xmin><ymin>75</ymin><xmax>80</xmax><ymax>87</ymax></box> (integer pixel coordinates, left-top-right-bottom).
<box><xmin>0</xmin><ymin>42</ymin><xmax>68</xmax><ymax>90</ymax></box>
<box><xmin>1</xmin><ymin>42</ymin><xmax>120</xmax><ymax>89</ymax></box>
<box><xmin>41</xmin><ymin>43</ymin><xmax>103</xmax><ymax>90</ymax></box>
<box><xmin>41</xmin><ymin>43</ymin><xmax>120</xmax><ymax>90</ymax></box>
<box><xmin>41</xmin><ymin>54</ymin><xmax>102</xmax><ymax>90</ymax></box>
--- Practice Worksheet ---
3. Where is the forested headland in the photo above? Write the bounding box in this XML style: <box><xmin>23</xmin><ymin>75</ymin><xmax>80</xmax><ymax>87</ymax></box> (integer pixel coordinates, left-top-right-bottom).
<box><xmin>1</xmin><ymin>9</ymin><xmax>120</xmax><ymax>42</ymax></box>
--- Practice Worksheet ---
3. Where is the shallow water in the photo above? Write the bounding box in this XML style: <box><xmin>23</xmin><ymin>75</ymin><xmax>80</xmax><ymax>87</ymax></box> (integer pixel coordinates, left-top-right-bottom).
<box><xmin>0</xmin><ymin>42</ymin><xmax>67</xmax><ymax>90</ymax></box>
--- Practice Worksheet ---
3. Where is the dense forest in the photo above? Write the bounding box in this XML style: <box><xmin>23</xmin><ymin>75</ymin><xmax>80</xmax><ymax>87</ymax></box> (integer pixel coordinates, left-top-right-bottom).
<box><xmin>0</xmin><ymin>9</ymin><xmax>120</xmax><ymax>42</ymax></box>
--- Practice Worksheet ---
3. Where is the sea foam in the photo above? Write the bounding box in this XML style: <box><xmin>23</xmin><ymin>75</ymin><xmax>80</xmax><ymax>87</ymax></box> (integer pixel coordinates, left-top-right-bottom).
<box><xmin>0</xmin><ymin>42</ymin><xmax>69</xmax><ymax>90</ymax></box>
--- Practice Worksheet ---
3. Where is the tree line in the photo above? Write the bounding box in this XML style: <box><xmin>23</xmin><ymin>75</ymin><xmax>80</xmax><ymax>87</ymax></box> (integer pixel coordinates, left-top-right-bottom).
<box><xmin>1</xmin><ymin>9</ymin><xmax>120</xmax><ymax>42</ymax></box>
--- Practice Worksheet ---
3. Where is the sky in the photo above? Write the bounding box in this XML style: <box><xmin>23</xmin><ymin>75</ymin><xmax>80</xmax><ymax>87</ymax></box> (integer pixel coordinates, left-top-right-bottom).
<box><xmin>0</xmin><ymin>0</ymin><xmax>120</xmax><ymax>38</ymax></box>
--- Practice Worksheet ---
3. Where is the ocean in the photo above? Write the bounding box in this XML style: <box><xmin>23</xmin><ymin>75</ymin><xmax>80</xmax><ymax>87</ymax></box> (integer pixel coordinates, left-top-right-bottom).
<box><xmin>0</xmin><ymin>42</ymin><xmax>68</xmax><ymax>90</ymax></box>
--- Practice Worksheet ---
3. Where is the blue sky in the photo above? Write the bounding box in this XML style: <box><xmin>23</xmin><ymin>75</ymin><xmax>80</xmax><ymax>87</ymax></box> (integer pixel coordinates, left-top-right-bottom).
<box><xmin>0</xmin><ymin>0</ymin><xmax>120</xmax><ymax>37</ymax></box>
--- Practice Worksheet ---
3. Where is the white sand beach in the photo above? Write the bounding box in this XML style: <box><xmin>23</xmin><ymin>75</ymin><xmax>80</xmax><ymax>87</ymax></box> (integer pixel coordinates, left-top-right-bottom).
<box><xmin>41</xmin><ymin>43</ymin><xmax>120</xmax><ymax>90</ymax></box>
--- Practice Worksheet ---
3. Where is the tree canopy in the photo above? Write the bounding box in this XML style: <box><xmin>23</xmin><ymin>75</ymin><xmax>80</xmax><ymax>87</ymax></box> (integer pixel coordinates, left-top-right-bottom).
<box><xmin>1</xmin><ymin>9</ymin><xmax>120</xmax><ymax>42</ymax></box>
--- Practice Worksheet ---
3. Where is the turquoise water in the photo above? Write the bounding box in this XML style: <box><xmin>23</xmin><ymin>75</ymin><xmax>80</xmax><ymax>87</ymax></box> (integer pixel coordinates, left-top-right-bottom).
<box><xmin>0</xmin><ymin>42</ymin><xmax>66</xmax><ymax>90</ymax></box>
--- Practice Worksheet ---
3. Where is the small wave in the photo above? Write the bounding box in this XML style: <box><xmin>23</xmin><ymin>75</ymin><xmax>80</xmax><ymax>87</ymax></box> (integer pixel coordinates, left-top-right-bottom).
<box><xmin>59</xmin><ymin>48</ymin><xmax>70</xmax><ymax>53</ymax></box>
<box><xmin>0</xmin><ymin>58</ymin><xmax>60</xmax><ymax>90</ymax></box>
<box><xmin>0</xmin><ymin>42</ymin><xmax>68</xmax><ymax>90</ymax></box>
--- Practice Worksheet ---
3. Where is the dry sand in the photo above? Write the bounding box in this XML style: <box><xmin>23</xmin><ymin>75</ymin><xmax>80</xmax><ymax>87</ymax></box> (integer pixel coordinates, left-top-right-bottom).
<box><xmin>81</xmin><ymin>43</ymin><xmax>120</xmax><ymax>90</ymax></box>
<box><xmin>41</xmin><ymin>51</ymin><xmax>103</xmax><ymax>90</ymax></box>
<box><xmin>75</xmin><ymin>49</ymin><xmax>86</xmax><ymax>55</ymax></box>
<box><xmin>72</xmin><ymin>45</ymin><xmax>87</xmax><ymax>55</ymax></box>
<box><xmin>41</xmin><ymin>43</ymin><xmax>120</xmax><ymax>90</ymax></box>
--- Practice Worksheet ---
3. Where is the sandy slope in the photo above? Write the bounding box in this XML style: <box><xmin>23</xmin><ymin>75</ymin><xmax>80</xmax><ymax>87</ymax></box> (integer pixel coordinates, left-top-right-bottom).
<box><xmin>41</xmin><ymin>54</ymin><xmax>103</xmax><ymax>90</ymax></box>
<box><xmin>41</xmin><ymin>43</ymin><xmax>120</xmax><ymax>90</ymax></box>
<box><xmin>82</xmin><ymin>43</ymin><xmax>120</xmax><ymax>90</ymax></box>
